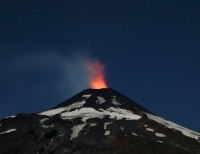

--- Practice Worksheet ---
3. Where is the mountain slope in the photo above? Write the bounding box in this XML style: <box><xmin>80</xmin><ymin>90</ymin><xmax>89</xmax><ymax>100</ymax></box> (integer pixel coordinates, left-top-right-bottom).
<box><xmin>0</xmin><ymin>88</ymin><xmax>200</xmax><ymax>154</ymax></box>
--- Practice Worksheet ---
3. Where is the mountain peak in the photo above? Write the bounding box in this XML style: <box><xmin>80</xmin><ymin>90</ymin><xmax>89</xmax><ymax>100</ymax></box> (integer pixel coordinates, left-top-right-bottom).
<box><xmin>38</xmin><ymin>88</ymin><xmax>200</xmax><ymax>142</ymax></box>
<box><xmin>51</xmin><ymin>88</ymin><xmax>153</xmax><ymax>114</ymax></box>
<box><xmin>1</xmin><ymin>88</ymin><xmax>200</xmax><ymax>154</ymax></box>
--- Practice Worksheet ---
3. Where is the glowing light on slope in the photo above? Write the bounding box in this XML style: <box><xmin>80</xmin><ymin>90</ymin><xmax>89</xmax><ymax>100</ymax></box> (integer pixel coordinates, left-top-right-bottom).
<box><xmin>85</xmin><ymin>60</ymin><xmax>108</xmax><ymax>89</ymax></box>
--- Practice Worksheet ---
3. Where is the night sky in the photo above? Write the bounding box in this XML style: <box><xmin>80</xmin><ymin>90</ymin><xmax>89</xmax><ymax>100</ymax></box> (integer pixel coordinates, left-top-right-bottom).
<box><xmin>1</xmin><ymin>1</ymin><xmax>200</xmax><ymax>132</ymax></box>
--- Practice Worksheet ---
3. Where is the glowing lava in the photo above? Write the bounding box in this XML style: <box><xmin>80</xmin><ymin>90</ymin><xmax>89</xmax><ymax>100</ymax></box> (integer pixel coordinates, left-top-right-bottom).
<box><xmin>85</xmin><ymin>60</ymin><xmax>108</xmax><ymax>89</ymax></box>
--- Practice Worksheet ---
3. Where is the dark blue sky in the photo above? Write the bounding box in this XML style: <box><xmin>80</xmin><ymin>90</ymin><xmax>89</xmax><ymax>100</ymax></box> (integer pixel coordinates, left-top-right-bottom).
<box><xmin>0</xmin><ymin>1</ymin><xmax>200</xmax><ymax>132</ymax></box>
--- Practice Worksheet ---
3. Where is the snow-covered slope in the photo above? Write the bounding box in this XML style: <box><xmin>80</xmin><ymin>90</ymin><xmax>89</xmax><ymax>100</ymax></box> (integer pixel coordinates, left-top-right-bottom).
<box><xmin>146</xmin><ymin>113</ymin><xmax>200</xmax><ymax>141</ymax></box>
<box><xmin>1</xmin><ymin>88</ymin><xmax>200</xmax><ymax>154</ymax></box>
<box><xmin>39</xmin><ymin>88</ymin><xmax>200</xmax><ymax>142</ymax></box>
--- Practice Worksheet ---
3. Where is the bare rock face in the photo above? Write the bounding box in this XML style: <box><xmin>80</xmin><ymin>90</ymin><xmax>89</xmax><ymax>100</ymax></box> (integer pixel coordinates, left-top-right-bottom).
<box><xmin>0</xmin><ymin>88</ymin><xmax>200</xmax><ymax>154</ymax></box>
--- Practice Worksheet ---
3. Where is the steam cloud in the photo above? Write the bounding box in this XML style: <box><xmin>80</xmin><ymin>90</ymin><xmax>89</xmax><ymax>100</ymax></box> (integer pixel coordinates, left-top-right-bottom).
<box><xmin>1</xmin><ymin>50</ymin><xmax>98</xmax><ymax>113</ymax></box>
<box><xmin>59</xmin><ymin>53</ymin><xmax>91</xmax><ymax>95</ymax></box>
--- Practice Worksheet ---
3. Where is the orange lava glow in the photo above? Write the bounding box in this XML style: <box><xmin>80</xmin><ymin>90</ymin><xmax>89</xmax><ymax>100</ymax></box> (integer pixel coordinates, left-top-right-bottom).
<box><xmin>85</xmin><ymin>60</ymin><xmax>108</xmax><ymax>89</ymax></box>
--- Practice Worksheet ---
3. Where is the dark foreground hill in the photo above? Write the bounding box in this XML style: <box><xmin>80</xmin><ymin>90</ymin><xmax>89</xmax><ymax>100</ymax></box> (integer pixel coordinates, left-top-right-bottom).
<box><xmin>0</xmin><ymin>88</ymin><xmax>200</xmax><ymax>154</ymax></box>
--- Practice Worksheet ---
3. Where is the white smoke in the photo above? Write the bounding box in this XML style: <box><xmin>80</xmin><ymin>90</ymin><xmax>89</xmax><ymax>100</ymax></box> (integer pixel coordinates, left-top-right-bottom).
<box><xmin>1</xmin><ymin>49</ymin><xmax>94</xmax><ymax>113</ymax></box>
<box><xmin>58</xmin><ymin>53</ymin><xmax>92</xmax><ymax>96</ymax></box>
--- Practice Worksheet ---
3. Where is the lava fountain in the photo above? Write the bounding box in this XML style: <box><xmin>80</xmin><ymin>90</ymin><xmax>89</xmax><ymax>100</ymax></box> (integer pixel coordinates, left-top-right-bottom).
<box><xmin>85</xmin><ymin>60</ymin><xmax>108</xmax><ymax>89</ymax></box>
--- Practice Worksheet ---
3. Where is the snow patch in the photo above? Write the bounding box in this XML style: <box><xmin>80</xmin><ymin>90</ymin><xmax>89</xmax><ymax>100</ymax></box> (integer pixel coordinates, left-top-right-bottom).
<box><xmin>132</xmin><ymin>132</ymin><xmax>137</xmax><ymax>136</ymax></box>
<box><xmin>144</xmin><ymin>125</ymin><xmax>147</xmax><ymax>127</ymax></box>
<box><xmin>97</xmin><ymin>96</ymin><xmax>106</xmax><ymax>104</ymax></box>
<box><xmin>82</xmin><ymin>94</ymin><xmax>91</xmax><ymax>99</ymax></box>
<box><xmin>155</xmin><ymin>133</ymin><xmax>166</xmax><ymax>137</ymax></box>
<box><xmin>39</xmin><ymin>118</ymin><xmax>53</xmax><ymax>128</ymax></box>
<box><xmin>40</xmin><ymin>118</ymin><xmax>49</xmax><ymax>124</ymax></box>
<box><xmin>104</xmin><ymin>122</ymin><xmax>112</xmax><ymax>129</ymax></box>
<box><xmin>103</xmin><ymin>107</ymin><xmax>141</xmax><ymax>120</ymax></box>
<box><xmin>121</xmin><ymin>127</ymin><xmax>124</xmax><ymax>130</ymax></box>
<box><xmin>111</xmin><ymin>98</ymin><xmax>121</xmax><ymax>106</ymax></box>
<box><xmin>61</xmin><ymin>107</ymin><xmax>141</xmax><ymax>121</ymax></box>
<box><xmin>105</xmin><ymin>131</ymin><xmax>110</xmax><ymax>135</ymax></box>
<box><xmin>145</xmin><ymin>113</ymin><xmax>200</xmax><ymax>141</ymax></box>
<box><xmin>0</xmin><ymin>128</ymin><xmax>17</xmax><ymax>134</ymax></box>
<box><xmin>63</xmin><ymin>100</ymin><xmax>86</xmax><ymax>111</ymax></box>
<box><xmin>157</xmin><ymin>141</ymin><xmax>163</xmax><ymax>143</ymax></box>
<box><xmin>146</xmin><ymin>128</ymin><xmax>154</xmax><ymax>132</ymax></box>
<box><xmin>39</xmin><ymin>108</ymin><xmax>67</xmax><ymax>116</ymax></box>
<box><xmin>42</xmin><ymin>124</ymin><xmax>54</xmax><ymax>128</ymax></box>
<box><xmin>59</xmin><ymin>134</ymin><xmax>64</xmax><ymax>137</ymax></box>
<box><xmin>4</xmin><ymin>115</ymin><xmax>15</xmax><ymax>119</ymax></box>
<box><xmin>39</xmin><ymin>99</ymin><xmax>86</xmax><ymax>116</ymax></box>
<box><xmin>90</xmin><ymin>123</ymin><xmax>97</xmax><ymax>126</ymax></box>
<box><xmin>70</xmin><ymin>124</ymin><xmax>86</xmax><ymax>140</ymax></box>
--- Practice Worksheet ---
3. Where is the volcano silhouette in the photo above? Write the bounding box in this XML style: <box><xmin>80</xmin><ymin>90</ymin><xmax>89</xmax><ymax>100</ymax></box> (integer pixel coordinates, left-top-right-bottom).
<box><xmin>0</xmin><ymin>88</ymin><xmax>200</xmax><ymax>154</ymax></box>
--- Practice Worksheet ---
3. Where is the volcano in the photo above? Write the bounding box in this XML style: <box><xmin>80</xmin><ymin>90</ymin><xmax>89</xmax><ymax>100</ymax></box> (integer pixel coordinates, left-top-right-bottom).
<box><xmin>0</xmin><ymin>88</ymin><xmax>200</xmax><ymax>154</ymax></box>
